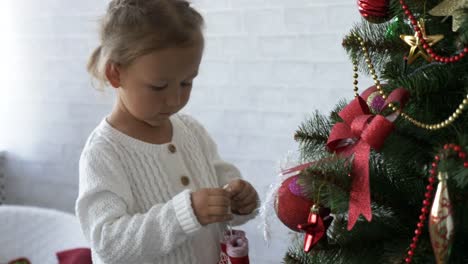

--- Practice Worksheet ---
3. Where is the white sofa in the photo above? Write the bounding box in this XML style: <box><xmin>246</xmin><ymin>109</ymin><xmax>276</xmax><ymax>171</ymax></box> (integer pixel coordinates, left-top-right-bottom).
<box><xmin>0</xmin><ymin>205</ymin><xmax>89</xmax><ymax>264</ymax></box>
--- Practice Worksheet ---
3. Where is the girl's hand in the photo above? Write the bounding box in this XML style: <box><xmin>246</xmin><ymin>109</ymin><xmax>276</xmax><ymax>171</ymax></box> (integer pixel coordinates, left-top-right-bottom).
<box><xmin>191</xmin><ymin>188</ymin><xmax>233</xmax><ymax>225</ymax></box>
<box><xmin>226</xmin><ymin>179</ymin><xmax>258</xmax><ymax>215</ymax></box>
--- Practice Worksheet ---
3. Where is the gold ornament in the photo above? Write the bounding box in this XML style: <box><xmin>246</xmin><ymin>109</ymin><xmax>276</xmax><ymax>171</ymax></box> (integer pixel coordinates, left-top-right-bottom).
<box><xmin>400</xmin><ymin>19</ymin><xmax>444</xmax><ymax>64</ymax></box>
<box><xmin>429</xmin><ymin>172</ymin><xmax>454</xmax><ymax>264</ymax></box>
<box><xmin>429</xmin><ymin>0</ymin><xmax>468</xmax><ymax>32</ymax></box>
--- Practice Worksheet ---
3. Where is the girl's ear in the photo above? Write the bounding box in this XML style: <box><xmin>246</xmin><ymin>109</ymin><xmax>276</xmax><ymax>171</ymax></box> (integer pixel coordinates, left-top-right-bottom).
<box><xmin>105</xmin><ymin>62</ymin><xmax>122</xmax><ymax>88</ymax></box>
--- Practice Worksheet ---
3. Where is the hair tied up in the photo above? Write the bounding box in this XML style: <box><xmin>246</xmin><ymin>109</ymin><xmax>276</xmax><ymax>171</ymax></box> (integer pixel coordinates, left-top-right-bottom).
<box><xmin>110</xmin><ymin>0</ymin><xmax>141</xmax><ymax>12</ymax></box>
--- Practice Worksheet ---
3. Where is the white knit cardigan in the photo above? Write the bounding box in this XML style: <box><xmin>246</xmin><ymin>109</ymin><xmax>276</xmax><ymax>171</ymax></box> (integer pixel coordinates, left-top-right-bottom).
<box><xmin>76</xmin><ymin>114</ymin><xmax>255</xmax><ymax>264</ymax></box>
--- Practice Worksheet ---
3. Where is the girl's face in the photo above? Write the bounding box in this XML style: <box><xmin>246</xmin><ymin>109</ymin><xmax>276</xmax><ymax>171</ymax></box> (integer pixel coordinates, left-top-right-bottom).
<box><xmin>114</xmin><ymin>42</ymin><xmax>204</xmax><ymax>127</ymax></box>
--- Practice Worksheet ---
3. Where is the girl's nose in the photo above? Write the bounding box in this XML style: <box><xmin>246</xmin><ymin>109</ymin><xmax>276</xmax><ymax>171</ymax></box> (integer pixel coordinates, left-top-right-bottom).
<box><xmin>166</xmin><ymin>87</ymin><xmax>181</xmax><ymax>106</ymax></box>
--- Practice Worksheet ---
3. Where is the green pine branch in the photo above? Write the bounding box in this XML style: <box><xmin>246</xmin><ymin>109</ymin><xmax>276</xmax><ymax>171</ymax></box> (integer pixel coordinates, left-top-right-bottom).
<box><xmin>282</xmin><ymin>0</ymin><xmax>468</xmax><ymax>263</ymax></box>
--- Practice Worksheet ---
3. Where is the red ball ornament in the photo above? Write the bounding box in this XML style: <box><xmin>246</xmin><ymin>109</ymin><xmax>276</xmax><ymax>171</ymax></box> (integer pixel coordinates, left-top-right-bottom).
<box><xmin>357</xmin><ymin>0</ymin><xmax>392</xmax><ymax>24</ymax></box>
<box><xmin>274</xmin><ymin>176</ymin><xmax>315</xmax><ymax>232</ymax></box>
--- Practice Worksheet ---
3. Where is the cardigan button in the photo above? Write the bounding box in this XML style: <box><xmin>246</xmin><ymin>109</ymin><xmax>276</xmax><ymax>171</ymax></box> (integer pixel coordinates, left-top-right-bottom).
<box><xmin>168</xmin><ymin>144</ymin><xmax>177</xmax><ymax>153</ymax></box>
<box><xmin>180</xmin><ymin>176</ymin><xmax>190</xmax><ymax>186</ymax></box>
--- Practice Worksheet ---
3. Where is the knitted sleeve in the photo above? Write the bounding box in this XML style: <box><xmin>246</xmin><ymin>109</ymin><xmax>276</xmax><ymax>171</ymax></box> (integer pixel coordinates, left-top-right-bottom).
<box><xmin>75</xmin><ymin>144</ymin><xmax>201</xmax><ymax>263</ymax></box>
<box><xmin>178</xmin><ymin>114</ymin><xmax>258</xmax><ymax>226</ymax></box>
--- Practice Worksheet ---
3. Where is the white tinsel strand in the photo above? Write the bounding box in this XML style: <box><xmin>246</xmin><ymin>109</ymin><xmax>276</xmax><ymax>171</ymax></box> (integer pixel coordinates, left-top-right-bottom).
<box><xmin>258</xmin><ymin>151</ymin><xmax>302</xmax><ymax>245</ymax></box>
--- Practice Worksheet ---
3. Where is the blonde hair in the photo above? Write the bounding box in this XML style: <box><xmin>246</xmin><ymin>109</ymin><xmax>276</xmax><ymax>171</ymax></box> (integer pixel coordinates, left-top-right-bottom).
<box><xmin>87</xmin><ymin>0</ymin><xmax>204</xmax><ymax>89</ymax></box>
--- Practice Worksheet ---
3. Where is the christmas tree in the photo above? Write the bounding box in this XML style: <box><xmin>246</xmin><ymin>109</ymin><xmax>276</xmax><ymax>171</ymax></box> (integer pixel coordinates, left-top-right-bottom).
<box><xmin>268</xmin><ymin>0</ymin><xmax>468</xmax><ymax>263</ymax></box>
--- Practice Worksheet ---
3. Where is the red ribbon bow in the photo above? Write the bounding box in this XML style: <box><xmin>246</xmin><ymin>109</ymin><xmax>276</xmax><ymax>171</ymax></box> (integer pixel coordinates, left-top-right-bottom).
<box><xmin>326</xmin><ymin>86</ymin><xmax>409</xmax><ymax>230</ymax></box>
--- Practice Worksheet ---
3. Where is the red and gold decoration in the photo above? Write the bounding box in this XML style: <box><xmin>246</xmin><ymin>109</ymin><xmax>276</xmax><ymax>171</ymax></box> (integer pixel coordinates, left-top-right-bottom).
<box><xmin>357</xmin><ymin>0</ymin><xmax>392</xmax><ymax>23</ymax></box>
<box><xmin>403</xmin><ymin>144</ymin><xmax>467</xmax><ymax>263</ymax></box>
<box><xmin>429</xmin><ymin>171</ymin><xmax>454</xmax><ymax>264</ymax></box>
<box><xmin>400</xmin><ymin>19</ymin><xmax>444</xmax><ymax>64</ymax></box>
<box><xmin>350</xmin><ymin>33</ymin><xmax>468</xmax><ymax>131</ymax></box>
<box><xmin>326</xmin><ymin>85</ymin><xmax>409</xmax><ymax>230</ymax></box>
<box><xmin>399</xmin><ymin>0</ymin><xmax>468</xmax><ymax>63</ymax></box>
<box><xmin>429</xmin><ymin>0</ymin><xmax>468</xmax><ymax>32</ymax></box>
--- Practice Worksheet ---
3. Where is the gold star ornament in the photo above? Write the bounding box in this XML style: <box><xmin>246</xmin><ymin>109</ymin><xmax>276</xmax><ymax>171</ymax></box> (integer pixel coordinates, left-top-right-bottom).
<box><xmin>400</xmin><ymin>19</ymin><xmax>444</xmax><ymax>64</ymax></box>
<box><xmin>429</xmin><ymin>0</ymin><xmax>468</xmax><ymax>32</ymax></box>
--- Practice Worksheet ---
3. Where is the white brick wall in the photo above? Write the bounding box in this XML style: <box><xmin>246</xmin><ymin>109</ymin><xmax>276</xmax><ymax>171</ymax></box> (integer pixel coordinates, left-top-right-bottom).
<box><xmin>1</xmin><ymin>1</ymin><xmax>366</xmax><ymax>262</ymax></box>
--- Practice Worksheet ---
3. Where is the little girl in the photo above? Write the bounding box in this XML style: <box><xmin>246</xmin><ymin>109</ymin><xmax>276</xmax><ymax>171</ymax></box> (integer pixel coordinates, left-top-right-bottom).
<box><xmin>75</xmin><ymin>1</ymin><xmax>258</xmax><ymax>263</ymax></box>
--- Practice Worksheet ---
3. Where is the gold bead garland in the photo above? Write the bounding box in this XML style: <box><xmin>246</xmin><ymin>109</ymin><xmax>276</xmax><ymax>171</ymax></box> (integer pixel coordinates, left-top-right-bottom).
<box><xmin>351</xmin><ymin>33</ymin><xmax>468</xmax><ymax>131</ymax></box>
